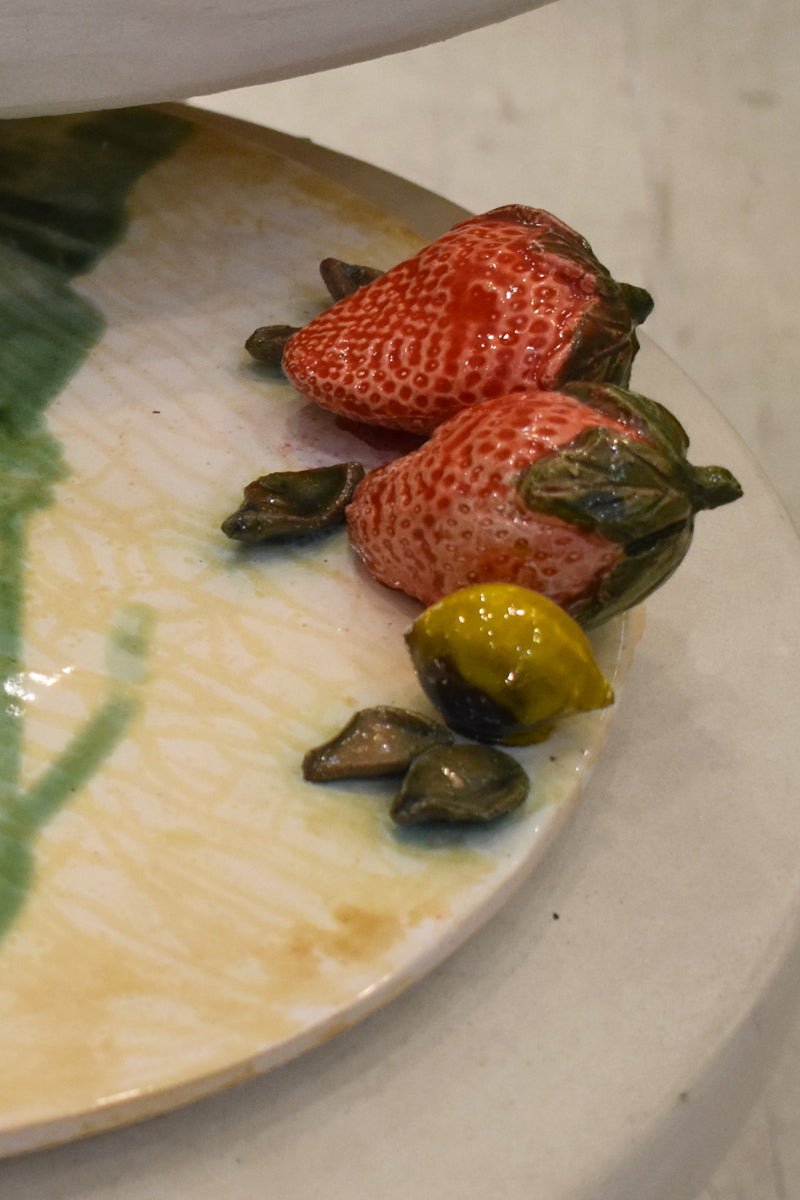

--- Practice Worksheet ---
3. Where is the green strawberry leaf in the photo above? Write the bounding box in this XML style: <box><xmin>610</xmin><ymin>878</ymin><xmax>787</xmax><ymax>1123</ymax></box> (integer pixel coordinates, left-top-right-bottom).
<box><xmin>580</xmin><ymin>522</ymin><xmax>694</xmax><ymax>628</ymax></box>
<box><xmin>517</xmin><ymin>424</ymin><xmax>742</xmax><ymax>627</ymax></box>
<box><xmin>562</xmin><ymin>380</ymin><xmax>690</xmax><ymax>458</ymax></box>
<box><xmin>516</xmin><ymin>427</ymin><xmax>696</xmax><ymax>547</ymax></box>
<box><xmin>557</xmin><ymin>294</ymin><xmax>642</xmax><ymax>389</ymax></box>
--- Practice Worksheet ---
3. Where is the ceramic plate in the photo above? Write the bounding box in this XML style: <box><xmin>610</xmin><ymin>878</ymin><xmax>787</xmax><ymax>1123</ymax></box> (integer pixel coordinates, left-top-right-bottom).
<box><xmin>0</xmin><ymin>106</ymin><xmax>638</xmax><ymax>1154</ymax></box>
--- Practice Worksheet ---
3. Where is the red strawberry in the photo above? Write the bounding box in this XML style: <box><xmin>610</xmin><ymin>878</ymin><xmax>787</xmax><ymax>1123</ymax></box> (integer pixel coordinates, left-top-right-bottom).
<box><xmin>282</xmin><ymin>205</ymin><xmax>653</xmax><ymax>435</ymax></box>
<box><xmin>346</xmin><ymin>383</ymin><xmax>742</xmax><ymax>626</ymax></box>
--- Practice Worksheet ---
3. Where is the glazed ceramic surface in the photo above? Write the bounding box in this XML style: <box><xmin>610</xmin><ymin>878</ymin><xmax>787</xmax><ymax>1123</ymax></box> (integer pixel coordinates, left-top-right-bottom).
<box><xmin>0</xmin><ymin>106</ymin><xmax>798</xmax><ymax>1200</ymax></box>
<box><xmin>0</xmin><ymin>0</ymin><xmax>551</xmax><ymax>118</ymax></box>
<box><xmin>0</xmin><ymin>106</ymin><xmax>636</xmax><ymax>1154</ymax></box>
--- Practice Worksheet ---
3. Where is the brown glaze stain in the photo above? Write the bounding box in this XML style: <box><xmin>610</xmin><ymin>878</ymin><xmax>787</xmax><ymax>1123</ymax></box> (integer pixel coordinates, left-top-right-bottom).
<box><xmin>286</xmin><ymin>904</ymin><xmax>404</xmax><ymax>968</ymax></box>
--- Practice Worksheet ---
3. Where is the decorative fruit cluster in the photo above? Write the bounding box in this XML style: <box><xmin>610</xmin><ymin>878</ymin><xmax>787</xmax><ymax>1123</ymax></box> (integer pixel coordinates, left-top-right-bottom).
<box><xmin>228</xmin><ymin>205</ymin><xmax>742</xmax><ymax>824</ymax></box>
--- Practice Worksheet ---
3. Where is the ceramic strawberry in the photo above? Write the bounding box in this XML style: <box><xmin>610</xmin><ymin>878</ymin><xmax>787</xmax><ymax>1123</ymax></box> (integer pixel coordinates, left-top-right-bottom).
<box><xmin>280</xmin><ymin>206</ymin><xmax>654</xmax><ymax>434</ymax></box>
<box><xmin>346</xmin><ymin>382</ymin><xmax>742</xmax><ymax>626</ymax></box>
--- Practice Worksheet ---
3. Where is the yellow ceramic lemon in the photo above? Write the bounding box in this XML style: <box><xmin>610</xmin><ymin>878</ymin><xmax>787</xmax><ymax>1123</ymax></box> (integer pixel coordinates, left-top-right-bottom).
<box><xmin>405</xmin><ymin>583</ymin><xmax>614</xmax><ymax>744</ymax></box>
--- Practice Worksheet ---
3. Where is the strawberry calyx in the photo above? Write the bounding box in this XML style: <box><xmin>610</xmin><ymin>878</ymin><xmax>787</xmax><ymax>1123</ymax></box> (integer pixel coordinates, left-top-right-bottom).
<box><xmin>245</xmin><ymin>259</ymin><xmax>382</xmax><ymax>367</ymax></box>
<box><xmin>619</xmin><ymin>283</ymin><xmax>656</xmax><ymax>325</ymax></box>
<box><xmin>561</xmin><ymin>380</ymin><xmax>690</xmax><ymax>456</ymax></box>
<box><xmin>516</xmin><ymin>397</ymin><xmax>742</xmax><ymax>627</ymax></box>
<box><xmin>245</xmin><ymin>323</ymin><xmax>302</xmax><ymax>367</ymax></box>
<box><xmin>689</xmin><ymin>465</ymin><xmax>746</xmax><ymax>511</ymax></box>
<box><xmin>555</xmin><ymin>271</ymin><xmax>653</xmax><ymax>390</ymax></box>
<box><xmin>574</xmin><ymin>524</ymin><xmax>693</xmax><ymax>629</ymax></box>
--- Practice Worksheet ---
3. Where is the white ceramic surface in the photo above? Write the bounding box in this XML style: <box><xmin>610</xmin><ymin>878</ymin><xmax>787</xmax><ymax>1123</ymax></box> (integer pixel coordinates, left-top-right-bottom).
<box><xmin>1</xmin><ymin>109</ymin><xmax>797</xmax><ymax>1200</ymax></box>
<box><xmin>0</xmin><ymin>106</ymin><xmax>638</xmax><ymax>1155</ymax></box>
<box><xmin>0</xmin><ymin>0</ymin><xmax>551</xmax><ymax>119</ymax></box>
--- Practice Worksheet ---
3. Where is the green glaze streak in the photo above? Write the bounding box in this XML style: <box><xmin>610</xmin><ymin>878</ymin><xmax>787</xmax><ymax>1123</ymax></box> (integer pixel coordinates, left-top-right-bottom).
<box><xmin>10</xmin><ymin>692</ymin><xmax>139</xmax><ymax>841</ymax></box>
<box><xmin>0</xmin><ymin>513</ymin><xmax>25</xmax><ymax>808</ymax></box>
<box><xmin>0</xmin><ymin>108</ymin><xmax>191</xmax><ymax>940</ymax></box>
<box><xmin>0</xmin><ymin>107</ymin><xmax>192</xmax><ymax>277</ymax></box>
<box><xmin>0</xmin><ymin>684</ymin><xmax>142</xmax><ymax>940</ymax></box>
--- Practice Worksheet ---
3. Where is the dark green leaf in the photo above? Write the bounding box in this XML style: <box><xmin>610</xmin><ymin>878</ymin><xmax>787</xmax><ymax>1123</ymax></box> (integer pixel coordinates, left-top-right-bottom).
<box><xmin>221</xmin><ymin>461</ymin><xmax>365</xmax><ymax>542</ymax></box>
<box><xmin>517</xmin><ymin>427</ymin><xmax>696</xmax><ymax>547</ymax></box>
<box><xmin>303</xmin><ymin>706</ymin><xmax>453</xmax><ymax>781</ymax></box>
<box><xmin>576</xmin><ymin>523</ymin><xmax>694</xmax><ymax>629</ymax></box>
<box><xmin>391</xmin><ymin>743</ymin><xmax>529</xmax><ymax>825</ymax></box>
<box><xmin>245</xmin><ymin>324</ymin><xmax>301</xmax><ymax>367</ymax></box>
<box><xmin>562</xmin><ymin>380</ymin><xmax>690</xmax><ymax>458</ymax></box>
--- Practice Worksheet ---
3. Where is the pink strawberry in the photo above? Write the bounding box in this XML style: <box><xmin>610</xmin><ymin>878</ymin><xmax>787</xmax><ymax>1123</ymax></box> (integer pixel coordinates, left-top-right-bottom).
<box><xmin>346</xmin><ymin>383</ymin><xmax>742</xmax><ymax>626</ymax></box>
<box><xmin>282</xmin><ymin>205</ymin><xmax>653</xmax><ymax>435</ymax></box>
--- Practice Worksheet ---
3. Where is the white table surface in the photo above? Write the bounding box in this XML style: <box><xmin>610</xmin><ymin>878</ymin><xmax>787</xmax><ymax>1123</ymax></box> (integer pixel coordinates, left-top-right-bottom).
<box><xmin>1</xmin><ymin>1</ymin><xmax>798</xmax><ymax>1197</ymax></box>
